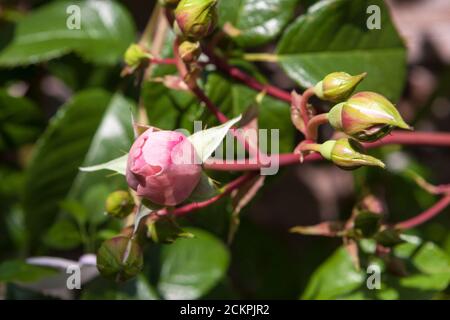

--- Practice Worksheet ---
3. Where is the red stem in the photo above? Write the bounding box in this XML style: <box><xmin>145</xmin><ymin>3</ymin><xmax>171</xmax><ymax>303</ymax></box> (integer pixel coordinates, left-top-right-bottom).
<box><xmin>173</xmin><ymin>39</ymin><xmax>229</xmax><ymax>123</ymax></box>
<box><xmin>190</xmin><ymin>86</ymin><xmax>229</xmax><ymax>123</ymax></box>
<box><xmin>204</xmin><ymin>131</ymin><xmax>450</xmax><ymax>171</ymax></box>
<box><xmin>173</xmin><ymin>39</ymin><xmax>269</xmax><ymax>162</ymax></box>
<box><xmin>159</xmin><ymin>173</ymin><xmax>256</xmax><ymax>217</ymax></box>
<box><xmin>301</xmin><ymin>87</ymin><xmax>315</xmax><ymax>127</ymax></box>
<box><xmin>150</xmin><ymin>57</ymin><xmax>176</xmax><ymax>65</ymax></box>
<box><xmin>364</xmin><ymin>131</ymin><xmax>450</xmax><ymax>148</ymax></box>
<box><xmin>204</xmin><ymin>47</ymin><xmax>292</xmax><ymax>103</ymax></box>
<box><xmin>396</xmin><ymin>194</ymin><xmax>450</xmax><ymax>229</ymax></box>
<box><xmin>306</xmin><ymin>113</ymin><xmax>329</xmax><ymax>141</ymax></box>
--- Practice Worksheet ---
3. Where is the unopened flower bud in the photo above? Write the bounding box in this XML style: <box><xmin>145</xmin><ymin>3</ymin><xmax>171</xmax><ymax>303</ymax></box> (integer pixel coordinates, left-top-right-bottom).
<box><xmin>179</xmin><ymin>40</ymin><xmax>201</xmax><ymax>63</ymax></box>
<box><xmin>174</xmin><ymin>0</ymin><xmax>218</xmax><ymax>40</ymax></box>
<box><xmin>124</xmin><ymin>44</ymin><xmax>151</xmax><ymax>70</ymax></box>
<box><xmin>328</xmin><ymin>91</ymin><xmax>412</xmax><ymax>142</ymax></box>
<box><xmin>319</xmin><ymin>138</ymin><xmax>385</xmax><ymax>170</ymax></box>
<box><xmin>314</xmin><ymin>72</ymin><xmax>366</xmax><ymax>102</ymax></box>
<box><xmin>105</xmin><ymin>190</ymin><xmax>135</xmax><ymax>219</ymax></box>
<box><xmin>97</xmin><ymin>236</ymin><xmax>143</xmax><ymax>282</ymax></box>
<box><xmin>126</xmin><ymin>129</ymin><xmax>202</xmax><ymax>206</ymax></box>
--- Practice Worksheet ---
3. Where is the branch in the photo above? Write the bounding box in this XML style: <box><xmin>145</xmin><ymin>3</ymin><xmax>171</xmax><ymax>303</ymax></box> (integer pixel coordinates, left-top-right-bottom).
<box><xmin>173</xmin><ymin>39</ymin><xmax>229</xmax><ymax>123</ymax></box>
<box><xmin>306</xmin><ymin>113</ymin><xmax>329</xmax><ymax>141</ymax></box>
<box><xmin>204</xmin><ymin>47</ymin><xmax>292</xmax><ymax>103</ymax></box>
<box><xmin>395</xmin><ymin>194</ymin><xmax>450</xmax><ymax>229</ymax></box>
<box><xmin>150</xmin><ymin>57</ymin><xmax>176</xmax><ymax>65</ymax></box>
<box><xmin>204</xmin><ymin>131</ymin><xmax>450</xmax><ymax>171</ymax></box>
<box><xmin>366</xmin><ymin>131</ymin><xmax>450</xmax><ymax>148</ymax></box>
<box><xmin>173</xmin><ymin>39</ymin><xmax>269</xmax><ymax>162</ymax></box>
<box><xmin>158</xmin><ymin>173</ymin><xmax>257</xmax><ymax>217</ymax></box>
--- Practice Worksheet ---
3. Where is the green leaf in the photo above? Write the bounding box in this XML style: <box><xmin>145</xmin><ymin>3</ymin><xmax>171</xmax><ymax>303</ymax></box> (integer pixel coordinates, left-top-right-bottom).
<box><xmin>393</xmin><ymin>241</ymin><xmax>450</xmax><ymax>293</ymax></box>
<box><xmin>0</xmin><ymin>260</ymin><xmax>58</xmax><ymax>283</ymax></box>
<box><xmin>304</xmin><ymin>240</ymin><xmax>450</xmax><ymax>300</ymax></box>
<box><xmin>43</xmin><ymin>218</ymin><xmax>82</xmax><ymax>250</ymax></box>
<box><xmin>60</xmin><ymin>199</ymin><xmax>88</xmax><ymax>225</ymax></box>
<box><xmin>0</xmin><ymin>0</ymin><xmax>135</xmax><ymax>67</ymax></box>
<box><xmin>302</xmin><ymin>247</ymin><xmax>364</xmax><ymax>299</ymax></box>
<box><xmin>218</xmin><ymin>0</ymin><xmax>298</xmax><ymax>48</ymax></box>
<box><xmin>188</xmin><ymin>115</ymin><xmax>242</xmax><ymax>162</ymax></box>
<box><xmin>142</xmin><ymin>81</ymin><xmax>203</xmax><ymax>131</ymax></box>
<box><xmin>23</xmin><ymin>90</ymin><xmax>135</xmax><ymax>249</ymax></box>
<box><xmin>276</xmin><ymin>0</ymin><xmax>406</xmax><ymax>101</ymax></box>
<box><xmin>80</xmin><ymin>153</ymin><xmax>128</xmax><ymax>176</ymax></box>
<box><xmin>0</xmin><ymin>89</ymin><xmax>44</xmax><ymax>151</ymax></box>
<box><xmin>157</xmin><ymin>228</ymin><xmax>230</xmax><ymax>300</ymax></box>
<box><xmin>206</xmin><ymin>72</ymin><xmax>294</xmax><ymax>152</ymax></box>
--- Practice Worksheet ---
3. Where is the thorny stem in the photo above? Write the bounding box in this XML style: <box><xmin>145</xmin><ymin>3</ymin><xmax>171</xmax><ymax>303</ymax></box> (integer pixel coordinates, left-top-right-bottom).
<box><xmin>204</xmin><ymin>131</ymin><xmax>450</xmax><ymax>171</ymax></box>
<box><xmin>306</xmin><ymin>113</ymin><xmax>329</xmax><ymax>141</ymax></box>
<box><xmin>173</xmin><ymin>39</ymin><xmax>229</xmax><ymax>123</ymax></box>
<box><xmin>173</xmin><ymin>39</ymin><xmax>269</xmax><ymax>163</ymax></box>
<box><xmin>150</xmin><ymin>57</ymin><xmax>176</xmax><ymax>65</ymax></box>
<box><xmin>204</xmin><ymin>47</ymin><xmax>292</xmax><ymax>103</ymax></box>
<box><xmin>155</xmin><ymin>173</ymin><xmax>257</xmax><ymax>217</ymax></box>
<box><xmin>365</xmin><ymin>131</ymin><xmax>450</xmax><ymax>148</ymax></box>
<box><xmin>396</xmin><ymin>194</ymin><xmax>450</xmax><ymax>229</ymax></box>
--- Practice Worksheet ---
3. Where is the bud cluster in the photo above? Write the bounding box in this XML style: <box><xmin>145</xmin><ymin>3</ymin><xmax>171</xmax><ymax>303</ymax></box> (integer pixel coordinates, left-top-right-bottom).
<box><xmin>305</xmin><ymin>72</ymin><xmax>412</xmax><ymax>170</ymax></box>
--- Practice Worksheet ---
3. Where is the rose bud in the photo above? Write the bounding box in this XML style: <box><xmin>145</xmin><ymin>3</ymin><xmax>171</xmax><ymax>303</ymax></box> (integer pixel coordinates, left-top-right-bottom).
<box><xmin>174</xmin><ymin>0</ymin><xmax>218</xmax><ymax>40</ymax></box>
<box><xmin>105</xmin><ymin>190</ymin><xmax>135</xmax><ymax>219</ymax></box>
<box><xmin>314</xmin><ymin>72</ymin><xmax>366</xmax><ymax>102</ymax></box>
<box><xmin>97</xmin><ymin>236</ymin><xmax>143</xmax><ymax>282</ymax></box>
<box><xmin>124</xmin><ymin>44</ymin><xmax>151</xmax><ymax>71</ymax></box>
<box><xmin>179</xmin><ymin>40</ymin><xmax>201</xmax><ymax>63</ymax></box>
<box><xmin>126</xmin><ymin>129</ymin><xmax>202</xmax><ymax>206</ymax></box>
<box><xmin>319</xmin><ymin>138</ymin><xmax>385</xmax><ymax>170</ymax></box>
<box><xmin>328</xmin><ymin>91</ymin><xmax>412</xmax><ymax>142</ymax></box>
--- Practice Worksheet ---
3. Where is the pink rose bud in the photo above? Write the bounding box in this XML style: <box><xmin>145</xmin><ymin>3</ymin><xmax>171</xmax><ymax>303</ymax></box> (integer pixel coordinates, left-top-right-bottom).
<box><xmin>328</xmin><ymin>92</ymin><xmax>412</xmax><ymax>142</ymax></box>
<box><xmin>126</xmin><ymin>129</ymin><xmax>202</xmax><ymax>206</ymax></box>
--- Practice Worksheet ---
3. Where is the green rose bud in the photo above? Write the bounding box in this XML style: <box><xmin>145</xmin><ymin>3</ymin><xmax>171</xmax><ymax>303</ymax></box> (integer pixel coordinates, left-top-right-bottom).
<box><xmin>328</xmin><ymin>91</ymin><xmax>412</xmax><ymax>142</ymax></box>
<box><xmin>96</xmin><ymin>236</ymin><xmax>143</xmax><ymax>282</ymax></box>
<box><xmin>352</xmin><ymin>210</ymin><xmax>382</xmax><ymax>238</ymax></box>
<box><xmin>314</xmin><ymin>72</ymin><xmax>366</xmax><ymax>103</ymax></box>
<box><xmin>105</xmin><ymin>190</ymin><xmax>135</xmax><ymax>219</ymax></box>
<box><xmin>124</xmin><ymin>44</ymin><xmax>151</xmax><ymax>70</ymax></box>
<box><xmin>374</xmin><ymin>228</ymin><xmax>403</xmax><ymax>247</ymax></box>
<box><xmin>178</xmin><ymin>40</ymin><xmax>201</xmax><ymax>63</ymax></box>
<box><xmin>319</xmin><ymin>138</ymin><xmax>385</xmax><ymax>170</ymax></box>
<box><xmin>174</xmin><ymin>0</ymin><xmax>218</xmax><ymax>40</ymax></box>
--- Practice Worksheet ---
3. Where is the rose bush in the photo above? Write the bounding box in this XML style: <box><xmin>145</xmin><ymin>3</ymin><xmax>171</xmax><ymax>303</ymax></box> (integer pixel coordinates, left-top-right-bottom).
<box><xmin>0</xmin><ymin>0</ymin><xmax>449</xmax><ymax>302</ymax></box>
